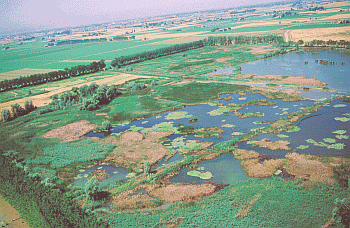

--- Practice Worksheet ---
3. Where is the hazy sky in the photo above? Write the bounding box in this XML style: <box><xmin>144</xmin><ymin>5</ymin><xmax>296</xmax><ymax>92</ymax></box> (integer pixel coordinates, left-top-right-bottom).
<box><xmin>1</xmin><ymin>0</ymin><xmax>280</xmax><ymax>35</ymax></box>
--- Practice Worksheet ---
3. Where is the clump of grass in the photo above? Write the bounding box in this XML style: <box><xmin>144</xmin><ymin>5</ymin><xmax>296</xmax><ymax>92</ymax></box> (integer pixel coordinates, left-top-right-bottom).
<box><xmin>28</xmin><ymin>139</ymin><xmax>115</xmax><ymax>168</ymax></box>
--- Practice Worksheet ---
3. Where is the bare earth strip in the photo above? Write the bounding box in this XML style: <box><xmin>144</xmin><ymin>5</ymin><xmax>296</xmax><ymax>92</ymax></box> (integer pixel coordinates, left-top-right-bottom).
<box><xmin>0</xmin><ymin>73</ymin><xmax>155</xmax><ymax>117</ymax></box>
<box><xmin>0</xmin><ymin>195</ymin><xmax>30</xmax><ymax>228</ymax></box>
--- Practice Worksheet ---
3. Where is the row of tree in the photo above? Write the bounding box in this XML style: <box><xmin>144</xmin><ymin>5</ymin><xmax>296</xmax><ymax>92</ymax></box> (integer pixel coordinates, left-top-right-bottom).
<box><xmin>0</xmin><ymin>150</ymin><xmax>107</xmax><ymax>227</ymax></box>
<box><xmin>203</xmin><ymin>35</ymin><xmax>285</xmax><ymax>46</ymax></box>
<box><xmin>1</xmin><ymin>100</ymin><xmax>35</xmax><ymax>122</ymax></box>
<box><xmin>57</xmin><ymin>38</ymin><xmax>107</xmax><ymax>45</ymax></box>
<box><xmin>297</xmin><ymin>39</ymin><xmax>350</xmax><ymax>48</ymax></box>
<box><xmin>0</xmin><ymin>60</ymin><xmax>106</xmax><ymax>92</ymax></box>
<box><xmin>111</xmin><ymin>41</ymin><xmax>204</xmax><ymax>68</ymax></box>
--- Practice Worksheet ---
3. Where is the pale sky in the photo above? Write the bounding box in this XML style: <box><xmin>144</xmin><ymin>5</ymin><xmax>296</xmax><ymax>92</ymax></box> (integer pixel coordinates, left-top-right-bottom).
<box><xmin>0</xmin><ymin>0</ymin><xmax>281</xmax><ymax>35</ymax></box>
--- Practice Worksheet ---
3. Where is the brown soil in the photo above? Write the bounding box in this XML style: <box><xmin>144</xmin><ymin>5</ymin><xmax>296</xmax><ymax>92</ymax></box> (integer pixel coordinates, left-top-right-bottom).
<box><xmin>251</xmin><ymin>87</ymin><xmax>302</xmax><ymax>101</ymax></box>
<box><xmin>253</xmin><ymin>138</ymin><xmax>291</xmax><ymax>151</ymax></box>
<box><xmin>241</xmin><ymin>158</ymin><xmax>284</xmax><ymax>178</ymax></box>
<box><xmin>111</xmin><ymin>189</ymin><xmax>159</xmax><ymax>210</ymax></box>
<box><xmin>0</xmin><ymin>196</ymin><xmax>30</xmax><ymax>228</ymax></box>
<box><xmin>149</xmin><ymin>184</ymin><xmax>217</xmax><ymax>203</ymax></box>
<box><xmin>255</xmin><ymin>74</ymin><xmax>328</xmax><ymax>87</ymax></box>
<box><xmin>41</xmin><ymin>120</ymin><xmax>96</xmax><ymax>142</ymax></box>
<box><xmin>284</xmin><ymin>152</ymin><xmax>341</xmax><ymax>184</ymax></box>
<box><xmin>234</xmin><ymin>149</ymin><xmax>260</xmax><ymax>160</ymax></box>
<box><xmin>105</xmin><ymin>131</ymin><xmax>173</xmax><ymax>170</ymax></box>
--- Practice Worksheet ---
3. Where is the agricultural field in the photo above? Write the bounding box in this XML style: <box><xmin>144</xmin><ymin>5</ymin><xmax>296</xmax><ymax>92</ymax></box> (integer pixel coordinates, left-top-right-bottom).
<box><xmin>1</xmin><ymin>0</ymin><xmax>350</xmax><ymax>227</ymax></box>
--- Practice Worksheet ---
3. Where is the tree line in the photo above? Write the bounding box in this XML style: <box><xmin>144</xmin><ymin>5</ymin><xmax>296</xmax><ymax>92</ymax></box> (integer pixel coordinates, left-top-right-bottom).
<box><xmin>298</xmin><ymin>39</ymin><xmax>350</xmax><ymax>48</ymax></box>
<box><xmin>111</xmin><ymin>41</ymin><xmax>204</xmax><ymax>68</ymax></box>
<box><xmin>56</xmin><ymin>38</ymin><xmax>107</xmax><ymax>45</ymax></box>
<box><xmin>0</xmin><ymin>150</ymin><xmax>107</xmax><ymax>228</ymax></box>
<box><xmin>202</xmin><ymin>35</ymin><xmax>285</xmax><ymax>46</ymax></box>
<box><xmin>0</xmin><ymin>60</ymin><xmax>106</xmax><ymax>92</ymax></box>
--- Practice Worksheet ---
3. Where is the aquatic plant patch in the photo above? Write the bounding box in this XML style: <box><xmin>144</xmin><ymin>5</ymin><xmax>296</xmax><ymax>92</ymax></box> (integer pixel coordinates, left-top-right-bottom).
<box><xmin>165</xmin><ymin>111</ymin><xmax>192</xmax><ymax>120</ymax></box>
<box><xmin>187</xmin><ymin>170</ymin><xmax>213</xmax><ymax>179</ymax></box>
<box><xmin>335</xmin><ymin>135</ymin><xmax>349</xmax><ymax>140</ymax></box>
<box><xmin>334</xmin><ymin>104</ymin><xmax>347</xmax><ymax>108</ymax></box>
<box><xmin>277</xmin><ymin>134</ymin><xmax>289</xmax><ymax>138</ymax></box>
<box><xmin>306</xmin><ymin>139</ymin><xmax>345</xmax><ymax>150</ymax></box>
<box><xmin>332</xmin><ymin>130</ymin><xmax>347</xmax><ymax>135</ymax></box>
<box><xmin>297</xmin><ymin>145</ymin><xmax>309</xmax><ymax>150</ymax></box>
<box><xmin>335</xmin><ymin>117</ymin><xmax>350</xmax><ymax>122</ymax></box>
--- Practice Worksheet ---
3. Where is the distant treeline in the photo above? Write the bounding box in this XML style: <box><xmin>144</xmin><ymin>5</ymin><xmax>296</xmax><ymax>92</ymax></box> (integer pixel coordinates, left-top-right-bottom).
<box><xmin>57</xmin><ymin>38</ymin><xmax>107</xmax><ymax>45</ymax></box>
<box><xmin>0</xmin><ymin>150</ymin><xmax>107</xmax><ymax>227</ymax></box>
<box><xmin>111</xmin><ymin>40</ymin><xmax>204</xmax><ymax>68</ymax></box>
<box><xmin>0</xmin><ymin>60</ymin><xmax>106</xmax><ymax>92</ymax></box>
<box><xmin>203</xmin><ymin>35</ymin><xmax>285</xmax><ymax>46</ymax></box>
<box><xmin>298</xmin><ymin>39</ymin><xmax>350</xmax><ymax>48</ymax></box>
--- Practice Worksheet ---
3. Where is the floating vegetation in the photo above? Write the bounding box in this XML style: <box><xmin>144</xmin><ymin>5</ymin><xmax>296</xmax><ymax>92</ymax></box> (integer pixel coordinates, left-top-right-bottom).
<box><xmin>297</xmin><ymin>145</ymin><xmax>309</xmax><ymax>150</ymax></box>
<box><xmin>236</xmin><ymin>112</ymin><xmax>264</xmax><ymax>119</ymax></box>
<box><xmin>238</xmin><ymin>97</ymin><xmax>247</xmax><ymax>100</ymax></box>
<box><xmin>332</xmin><ymin>130</ymin><xmax>347</xmax><ymax>135</ymax></box>
<box><xmin>142</xmin><ymin>121</ymin><xmax>149</xmax><ymax>124</ymax></box>
<box><xmin>334</xmin><ymin>117</ymin><xmax>350</xmax><ymax>122</ymax></box>
<box><xmin>208</xmin><ymin>107</ymin><xmax>231</xmax><ymax>116</ymax></box>
<box><xmin>79</xmin><ymin>169</ymin><xmax>85</xmax><ymax>172</ymax></box>
<box><xmin>277</xmin><ymin>134</ymin><xmax>289</xmax><ymax>138</ymax></box>
<box><xmin>83</xmin><ymin>174</ymin><xmax>89</xmax><ymax>178</ymax></box>
<box><xmin>327</xmin><ymin>143</ymin><xmax>345</xmax><ymax>150</ymax></box>
<box><xmin>165</xmin><ymin>111</ymin><xmax>192</xmax><ymax>120</ymax></box>
<box><xmin>189</xmin><ymin>116</ymin><xmax>198</xmax><ymax>123</ymax></box>
<box><xmin>141</xmin><ymin>122</ymin><xmax>179</xmax><ymax>134</ymax></box>
<box><xmin>247</xmin><ymin>140</ymin><xmax>257</xmax><ymax>145</ymax></box>
<box><xmin>232</xmin><ymin>132</ymin><xmax>244</xmax><ymax>136</ymax></box>
<box><xmin>273</xmin><ymin>106</ymin><xmax>278</xmax><ymax>109</ymax></box>
<box><xmin>221</xmin><ymin>124</ymin><xmax>236</xmax><ymax>128</ymax></box>
<box><xmin>129</xmin><ymin>125</ymin><xmax>144</xmax><ymax>132</ymax></box>
<box><xmin>336</xmin><ymin>135</ymin><xmax>349</xmax><ymax>140</ymax></box>
<box><xmin>126</xmin><ymin>172</ymin><xmax>136</xmax><ymax>178</ymax></box>
<box><xmin>274</xmin><ymin>170</ymin><xmax>282</xmax><ymax>175</ymax></box>
<box><xmin>282</xmin><ymin>108</ymin><xmax>289</xmax><ymax>111</ymax></box>
<box><xmin>323</xmin><ymin>138</ymin><xmax>336</xmax><ymax>144</ymax></box>
<box><xmin>73</xmin><ymin>174</ymin><xmax>82</xmax><ymax>180</ymax></box>
<box><xmin>168</xmin><ymin>136</ymin><xmax>202</xmax><ymax>152</ymax></box>
<box><xmin>286</xmin><ymin>125</ymin><xmax>300</xmax><ymax>132</ymax></box>
<box><xmin>187</xmin><ymin>170</ymin><xmax>213</xmax><ymax>179</ymax></box>
<box><xmin>333</xmin><ymin>104</ymin><xmax>347</xmax><ymax>108</ymax></box>
<box><xmin>197</xmin><ymin>167</ymin><xmax>205</xmax><ymax>171</ymax></box>
<box><xmin>306</xmin><ymin>139</ymin><xmax>345</xmax><ymax>150</ymax></box>
<box><xmin>113</xmin><ymin>171</ymin><xmax>119</xmax><ymax>174</ymax></box>
<box><xmin>97</xmin><ymin>167</ymin><xmax>103</xmax><ymax>170</ymax></box>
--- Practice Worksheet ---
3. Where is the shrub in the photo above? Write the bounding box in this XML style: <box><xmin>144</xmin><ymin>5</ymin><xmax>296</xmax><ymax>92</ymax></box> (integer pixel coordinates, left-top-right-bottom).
<box><xmin>1</xmin><ymin>109</ymin><xmax>11</xmax><ymax>122</ymax></box>
<box><xmin>102</xmin><ymin>120</ymin><xmax>112</xmax><ymax>131</ymax></box>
